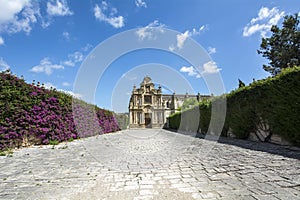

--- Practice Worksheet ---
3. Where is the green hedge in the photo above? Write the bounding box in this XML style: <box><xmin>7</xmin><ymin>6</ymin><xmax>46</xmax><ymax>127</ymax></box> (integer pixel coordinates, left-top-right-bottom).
<box><xmin>168</xmin><ymin>100</ymin><xmax>211</xmax><ymax>134</ymax></box>
<box><xmin>115</xmin><ymin>113</ymin><xmax>129</xmax><ymax>130</ymax></box>
<box><xmin>167</xmin><ymin>66</ymin><xmax>300</xmax><ymax>146</ymax></box>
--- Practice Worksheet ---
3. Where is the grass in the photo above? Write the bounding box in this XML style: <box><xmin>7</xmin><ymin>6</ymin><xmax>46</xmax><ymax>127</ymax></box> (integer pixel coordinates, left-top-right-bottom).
<box><xmin>49</xmin><ymin>140</ymin><xmax>59</xmax><ymax>145</ymax></box>
<box><xmin>0</xmin><ymin>149</ymin><xmax>13</xmax><ymax>157</ymax></box>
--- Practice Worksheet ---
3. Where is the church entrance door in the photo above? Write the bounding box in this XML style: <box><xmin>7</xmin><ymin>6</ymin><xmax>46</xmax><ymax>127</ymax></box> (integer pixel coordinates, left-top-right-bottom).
<box><xmin>145</xmin><ymin>113</ymin><xmax>152</xmax><ymax>128</ymax></box>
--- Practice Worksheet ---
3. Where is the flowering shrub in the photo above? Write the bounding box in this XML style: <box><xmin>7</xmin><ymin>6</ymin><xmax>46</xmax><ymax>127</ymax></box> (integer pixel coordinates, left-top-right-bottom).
<box><xmin>0</xmin><ymin>70</ymin><xmax>120</xmax><ymax>150</ymax></box>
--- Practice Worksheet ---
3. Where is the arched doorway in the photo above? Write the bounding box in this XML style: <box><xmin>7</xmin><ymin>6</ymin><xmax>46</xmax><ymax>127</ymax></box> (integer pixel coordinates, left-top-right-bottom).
<box><xmin>144</xmin><ymin>113</ymin><xmax>152</xmax><ymax>128</ymax></box>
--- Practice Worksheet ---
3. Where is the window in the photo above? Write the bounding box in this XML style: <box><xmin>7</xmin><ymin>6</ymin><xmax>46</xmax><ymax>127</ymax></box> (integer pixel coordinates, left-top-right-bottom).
<box><xmin>146</xmin><ymin>86</ymin><xmax>150</xmax><ymax>92</ymax></box>
<box><xmin>144</xmin><ymin>95</ymin><xmax>152</xmax><ymax>104</ymax></box>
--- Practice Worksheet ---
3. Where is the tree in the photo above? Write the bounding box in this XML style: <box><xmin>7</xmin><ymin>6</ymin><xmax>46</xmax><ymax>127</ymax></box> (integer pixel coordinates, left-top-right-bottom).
<box><xmin>180</xmin><ymin>98</ymin><xmax>198</xmax><ymax>110</ymax></box>
<box><xmin>258</xmin><ymin>14</ymin><xmax>300</xmax><ymax>76</ymax></box>
<box><xmin>238</xmin><ymin>79</ymin><xmax>245</xmax><ymax>88</ymax></box>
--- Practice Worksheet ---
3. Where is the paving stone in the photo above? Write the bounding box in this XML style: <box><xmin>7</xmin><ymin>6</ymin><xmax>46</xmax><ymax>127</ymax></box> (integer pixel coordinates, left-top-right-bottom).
<box><xmin>124</xmin><ymin>185</ymin><xmax>139</xmax><ymax>190</ymax></box>
<box><xmin>0</xmin><ymin>129</ymin><xmax>299</xmax><ymax>199</ymax></box>
<box><xmin>171</xmin><ymin>183</ymin><xmax>191</xmax><ymax>188</ymax></box>
<box><xmin>139</xmin><ymin>180</ymin><xmax>156</xmax><ymax>185</ymax></box>
<box><xmin>177</xmin><ymin>187</ymin><xmax>199</xmax><ymax>193</ymax></box>
<box><xmin>274</xmin><ymin>193</ymin><xmax>300</xmax><ymax>200</ymax></box>
<box><xmin>139</xmin><ymin>189</ymin><xmax>157</xmax><ymax>195</ymax></box>
<box><xmin>238</xmin><ymin>195</ymin><xmax>258</xmax><ymax>200</ymax></box>
<box><xmin>140</xmin><ymin>184</ymin><xmax>154</xmax><ymax>189</ymax></box>
<box><xmin>199</xmin><ymin>191</ymin><xmax>220</xmax><ymax>198</ymax></box>
<box><xmin>252</xmin><ymin>194</ymin><xmax>280</xmax><ymax>200</ymax></box>
<box><xmin>182</xmin><ymin>174</ymin><xmax>192</xmax><ymax>178</ymax></box>
<box><xmin>168</xmin><ymin>178</ymin><xmax>182</xmax><ymax>184</ymax></box>
<box><xmin>182</xmin><ymin>177</ymin><xmax>198</xmax><ymax>183</ymax></box>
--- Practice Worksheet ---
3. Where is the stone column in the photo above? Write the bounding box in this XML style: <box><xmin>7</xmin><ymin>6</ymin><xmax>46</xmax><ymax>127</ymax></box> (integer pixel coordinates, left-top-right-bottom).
<box><xmin>129</xmin><ymin>111</ymin><xmax>132</xmax><ymax>125</ymax></box>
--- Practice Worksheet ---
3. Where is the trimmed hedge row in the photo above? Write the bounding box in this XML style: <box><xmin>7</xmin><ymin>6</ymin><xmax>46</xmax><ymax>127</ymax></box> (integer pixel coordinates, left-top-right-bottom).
<box><xmin>168</xmin><ymin>67</ymin><xmax>300</xmax><ymax>146</ymax></box>
<box><xmin>0</xmin><ymin>71</ymin><xmax>120</xmax><ymax>150</ymax></box>
<box><xmin>115</xmin><ymin>113</ymin><xmax>129</xmax><ymax>130</ymax></box>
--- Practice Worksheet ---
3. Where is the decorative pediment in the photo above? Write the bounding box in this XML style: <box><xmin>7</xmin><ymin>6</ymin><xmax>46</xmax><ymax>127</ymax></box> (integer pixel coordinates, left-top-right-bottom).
<box><xmin>144</xmin><ymin>105</ymin><xmax>152</xmax><ymax>109</ymax></box>
<box><xmin>143</xmin><ymin>76</ymin><xmax>152</xmax><ymax>84</ymax></box>
<box><xmin>144</xmin><ymin>105</ymin><xmax>152</xmax><ymax>113</ymax></box>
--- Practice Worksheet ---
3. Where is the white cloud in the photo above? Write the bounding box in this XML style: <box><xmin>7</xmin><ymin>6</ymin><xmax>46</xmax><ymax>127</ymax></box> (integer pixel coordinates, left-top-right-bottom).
<box><xmin>202</xmin><ymin>61</ymin><xmax>221</xmax><ymax>74</ymax></box>
<box><xmin>30</xmin><ymin>58</ymin><xmax>64</xmax><ymax>75</ymax></box>
<box><xmin>43</xmin><ymin>81</ymin><xmax>82</xmax><ymax>99</ymax></box>
<box><xmin>42</xmin><ymin>0</ymin><xmax>73</xmax><ymax>28</ymax></box>
<box><xmin>63</xmin><ymin>51</ymin><xmax>84</xmax><ymax>67</ymax></box>
<box><xmin>94</xmin><ymin>2</ymin><xmax>124</xmax><ymax>28</ymax></box>
<box><xmin>31</xmin><ymin>44</ymin><xmax>89</xmax><ymax>76</ymax></box>
<box><xmin>0</xmin><ymin>0</ymin><xmax>39</xmax><ymax>34</ymax></box>
<box><xmin>0</xmin><ymin>0</ymin><xmax>30</xmax><ymax>22</ymax></box>
<box><xmin>63</xmin><ymin>60</ymin><xmax>74</xmax><ymax>67</ymax></box>
<box><xmin>0</xmin><ymin>36</ymin><xmax>4</xmax><ymax>45</ymax></box>
<box><xmin>70</xmin><ymin>51</ymin><xmax>83</xmax><ymax>62</ymax></box>
<box><xmin>208</xmin><ymin>47</ymin><xmax>216</xmax><ymax>55</ymax></box>
<box><xmin>0</xmin><ymin>57</ymin><xmax>10</xmax><ymax>71</ymax></box>
<box><xmin>191</xmin><ymin>25</ymin><xmax>207</xmax><ymax>35</ymax></box>
<box><xmin>122</xmin><ymin>73</ymin><xmax>137</xmax><ymax>81</ymax></box>
<box><xmin>43</xmin><ymin>82</ymin><xmax>56</xmax><ymax>89</ymax></box>
<box><xmin>101</xmin><ymin>1</ymin><xmax>108</xmax><ymax>10</ymax></box>
<box><xmin>47</xmin><ymin>0</ymin><xmax>73</xmax><ymax>16</ymax></box>
<box><xmin>62</xmin><ymin>31</ymin><xmax>70</xmax><ymax>40</ymax></box>
<box><xmin>41</xmin><ymin>20</ymin><xmax>51</xmax><ymax>29</ymax></box>
<box><xmin>0</xmin><ymin>0</ymin><xmax>73</xmax><ymax>35</ymax></box>
<box><xmin>169</xmin><ymin>45</ymin><xmax>175</xmax><ymax>52</ymax></box>
<box><xmin>243</xmin><ymin>7</ymin><xmax>284</xmax><ymax>37</ymax></box>
<box><xmin>62</xmin><ymin>82</ymin><xmax>71</xmax><ymax>86</ymax></box>
<box><xmin>135</xmin><ymin>0</ymin><xmax>147</xmax><ymax>8</ymax></box>
<box><xmin>82</xmin><ymin>44</ymin><xmax>93</xmax><ymax>52</ymax></box>
<box><xmin>136</xmin><ymin>20</ymin><xmax>165</xmax><ymax>40</ymax></box>
<box><xmin>173</xmin><ymin>25</ymin><xmax>207</xmax><ymax>50</ymax></box>
<box><xmin>59</xmin><ymin>89</ymin><xmax>82</xmax><ymax>99</ymax></box>
<box><xmin>0</xmin><ymin>0</ymin><xmax>73</xmax><ymax>32</ymax></box>
<box><xmin>180</xmin><ymin>66</ymin><xmax>201</xmax><ymax>78</ymax></box>
<box><xmin>180</xmin><ymin>61</ymin><xmax>221</xmax><ymax>78</ymax></box>
<box><xmin>176</xmin><ymin>30</ymin><xmax>190</xmax><ymax>49</ymax></box>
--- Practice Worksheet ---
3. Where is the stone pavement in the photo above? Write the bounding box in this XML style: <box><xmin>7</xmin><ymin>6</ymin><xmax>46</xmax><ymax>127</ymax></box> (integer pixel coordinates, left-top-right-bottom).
<box><xmin>0</xmin><ymin>129</ymin><xmax>299</xmax><ymax>200</ymax></box>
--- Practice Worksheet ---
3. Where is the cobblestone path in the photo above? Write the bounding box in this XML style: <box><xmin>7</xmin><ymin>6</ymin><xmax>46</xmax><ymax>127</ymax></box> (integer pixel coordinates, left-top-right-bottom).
<box><xmin>0</xmin><ymin>129</ymin><xmax>299</xmax><ymax>199</ymax></box>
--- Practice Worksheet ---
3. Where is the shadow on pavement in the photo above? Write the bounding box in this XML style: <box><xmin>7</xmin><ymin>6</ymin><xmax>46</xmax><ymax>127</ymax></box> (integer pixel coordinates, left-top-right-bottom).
<box><xmin>166</xmin><ymin>128</ymin><xmax>300</xmax><ymax>160</ymax></box>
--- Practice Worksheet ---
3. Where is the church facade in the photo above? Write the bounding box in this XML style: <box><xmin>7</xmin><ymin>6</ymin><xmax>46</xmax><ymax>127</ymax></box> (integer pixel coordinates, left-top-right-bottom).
<box><xmin>128</xmin><ymin>76</ymin><xmax>210</xmax><ymax>128</ymax></box>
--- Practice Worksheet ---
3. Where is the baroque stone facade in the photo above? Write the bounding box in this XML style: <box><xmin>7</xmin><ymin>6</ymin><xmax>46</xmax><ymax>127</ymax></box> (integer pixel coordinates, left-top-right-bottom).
<box><xmin>128</xmin><ymin>76</ymin><xmax>210</xmax><ymax>128</ymax></box>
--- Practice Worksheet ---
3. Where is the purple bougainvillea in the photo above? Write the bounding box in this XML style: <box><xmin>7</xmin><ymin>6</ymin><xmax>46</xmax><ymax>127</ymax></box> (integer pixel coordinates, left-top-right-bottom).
<box><xmin>0</xmin><ymin>71</ymin><xmax>120</xmax><ymax>150</ymax></box>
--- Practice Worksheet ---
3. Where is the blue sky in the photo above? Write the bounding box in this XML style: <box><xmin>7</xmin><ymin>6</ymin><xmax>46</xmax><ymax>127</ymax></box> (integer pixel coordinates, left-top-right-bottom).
<box><xmin>0</xmin><ymin>0</ymin><xmax>299</xmax><ymax>113</ymax></box>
